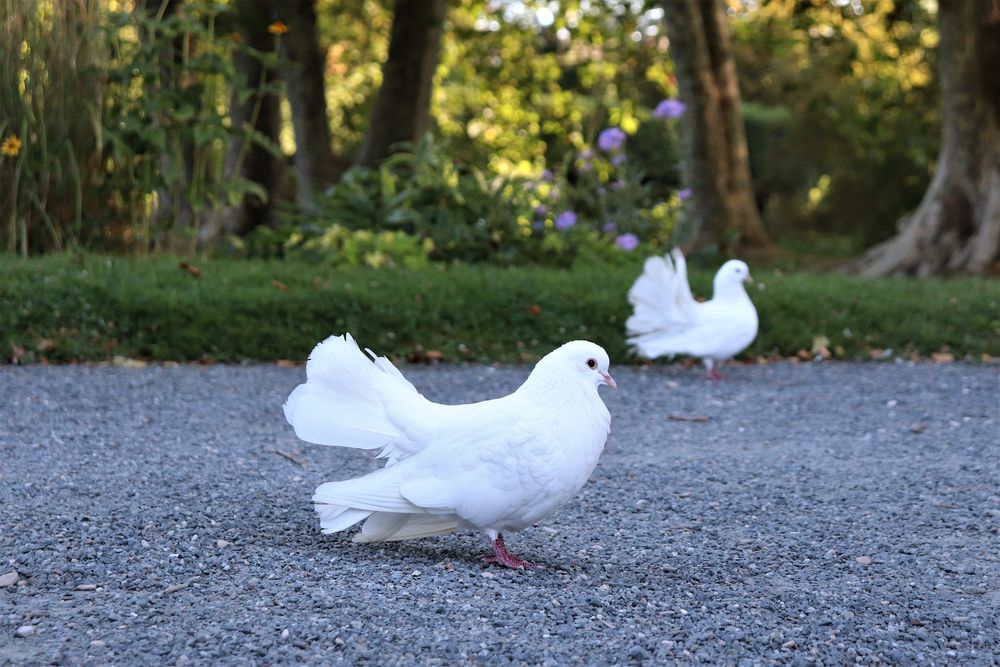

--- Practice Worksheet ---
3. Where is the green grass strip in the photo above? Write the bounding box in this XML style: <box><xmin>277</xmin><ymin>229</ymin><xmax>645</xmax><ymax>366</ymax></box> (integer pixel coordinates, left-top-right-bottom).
<box><xmin>1</xmin><ymin>255</ymin><xmax>997</xmax><ymax>363</ymax></box>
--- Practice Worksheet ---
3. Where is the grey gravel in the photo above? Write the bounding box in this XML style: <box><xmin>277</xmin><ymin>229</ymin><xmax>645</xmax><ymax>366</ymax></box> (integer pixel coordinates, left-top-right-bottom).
<box><xmin>1</xmin><ymin>361</ymin><xmax>998</xmax><ymax>665</ymax></box>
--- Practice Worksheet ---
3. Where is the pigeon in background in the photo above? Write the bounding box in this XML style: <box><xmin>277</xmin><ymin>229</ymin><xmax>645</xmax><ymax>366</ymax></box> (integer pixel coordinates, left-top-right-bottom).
<box><xmin>626</xmin><ymin>248</ymin><xmax>758</xmax><ymax>380</ymax></box>
<box><xmin>283</xmin><ymin>334</ymin><xmax>616</xmax><ymax>569</ymax></box>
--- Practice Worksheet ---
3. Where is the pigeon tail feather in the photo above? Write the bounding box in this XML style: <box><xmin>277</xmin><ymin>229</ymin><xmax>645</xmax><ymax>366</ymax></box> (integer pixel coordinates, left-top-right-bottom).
<box><xmin>625</xmin><ymin>249</ymin><xmax>696</xmax><ymax>338</ymax></box>
<box><xmin>283</xmin><ymin>333</ymin><xmax>422</xmax><ymax>460</ymax></box>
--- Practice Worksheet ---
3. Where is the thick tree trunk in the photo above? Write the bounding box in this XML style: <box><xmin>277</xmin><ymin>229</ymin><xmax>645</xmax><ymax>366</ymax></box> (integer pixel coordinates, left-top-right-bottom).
<box><xmin>281</xmin><ymin>0</ymin><xmax>345</xmax><ymax>208</ymax></box>
<box><xmin>662</xmin><ymin>0</ymin><xmax>772</xmax><ymax>251</ymax></box>
<box><xmin>356</xmin><ymin>0</ymin><xmax>446</xmax><ymax>168</ymax></box>
<box><xmin>851</xmin><ymin>0</ymin><xmax>1000</xmax><ymax>276</ymax></box>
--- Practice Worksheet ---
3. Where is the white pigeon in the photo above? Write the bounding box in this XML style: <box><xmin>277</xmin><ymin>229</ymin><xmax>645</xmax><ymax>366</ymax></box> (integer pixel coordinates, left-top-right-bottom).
<box><xmin>283</xmin><ymin>333</ymin><xmax>616</xmax><ymax>569</ymax></box>
<box><xmin>625</xmin><ymin>248</ymin><xmax>758</xmax><ymax>380</ymax></box>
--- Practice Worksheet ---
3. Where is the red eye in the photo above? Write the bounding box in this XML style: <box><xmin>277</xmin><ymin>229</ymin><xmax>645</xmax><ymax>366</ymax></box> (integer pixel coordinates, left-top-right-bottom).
<box><xmin>586</xmin><ymin>358</ymin><xmax>597</xmax><ymax>369</ymax></box>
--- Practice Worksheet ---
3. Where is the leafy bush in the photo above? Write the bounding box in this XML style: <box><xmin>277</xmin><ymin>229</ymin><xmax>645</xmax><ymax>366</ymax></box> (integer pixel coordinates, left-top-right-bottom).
<box><xmin>276</xmin><ymin>134</ymin><xmax>677</xmax><ymax>267</ymax></box>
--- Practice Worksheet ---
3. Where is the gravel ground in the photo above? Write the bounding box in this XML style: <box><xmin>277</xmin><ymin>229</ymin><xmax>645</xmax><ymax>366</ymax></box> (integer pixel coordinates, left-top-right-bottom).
<box><xmin>1</xmin><ymin>360</ymin><xmax>998</xmax><ymax>665</ymax></box>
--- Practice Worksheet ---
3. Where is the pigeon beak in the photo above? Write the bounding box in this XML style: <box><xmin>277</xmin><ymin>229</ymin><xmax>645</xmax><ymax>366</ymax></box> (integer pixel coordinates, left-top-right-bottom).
<box><xmin>743</xmin><ymin>273</ymin><xmax>754</xmax><ymax>283</ymax></box>
<box><xmin>600</xmin><ymin>371</ymin><xmax>617</xmax><ymax>389</ymax></box>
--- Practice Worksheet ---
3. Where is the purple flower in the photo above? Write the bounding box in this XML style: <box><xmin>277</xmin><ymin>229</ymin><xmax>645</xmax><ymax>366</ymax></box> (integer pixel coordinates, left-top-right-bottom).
<box><xmin>534</xmin><ymin>204</ymin><xmax>548</xmax><ymax>217</ymax></box>
<box><xmin>653</xmin><ymin>98</ymin><xmax>686</xmax><ymax>119</ymax></box>
<box><xmin>578</xmin><ymin>149</ymin><xmax>594</xmax><ymax>161</ymax></box>
<box><xmin>602</xmin><ymin>221</ymin><xmax>618</xmax><ymax>233</ymax></box>
<box><xmin>554</xmin><ymin>210</ymin><xmax>577</xmax><ymax>231</ymax></box>
<box><xmin>610</xmin><ymin>179</ymin><xmax>625</xmax><ymax>190</ymax></box>
<box><xmin>677</xmin><ymin>188</ymin><xmax>692</xmax><ymax>201</ymax></box>
<box><xmin>541</xmin><ymin>169</ymin><xmax>554</xmax><ymax>183</ymax></box>
<box><xmin>532</xmin><ymin>220</ymin><xmax>545</xmax><ymax>231</ymax></box>
<box><xmin>597</xmin><ymin>127</ymin><xmax>627</xmax><ymax>152</ymax></box>
<box><xmin>615</xmin><ymin>233</ymin><xmax>639</xmax><ymax>251</ymax></box>
<box><xmin>611</xmin><ymin>154</ymin><xmax>626</xmax><ymax>166</ymax></box>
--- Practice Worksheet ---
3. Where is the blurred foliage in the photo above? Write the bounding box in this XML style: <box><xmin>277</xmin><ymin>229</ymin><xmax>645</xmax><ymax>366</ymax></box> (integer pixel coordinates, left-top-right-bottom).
<box><xmin>1</xmin><ymin>0</ymin><xmax>283</xmax><ymax>255</ymax></box>
<box><xmin>2</xmin><ymin>0</ymin><xmax>941</xmax><ymax>260</ymax></box>
<box><xmin>729</xmin><ymin>0</ymin><xmax>939</xmax><ymax>248</ymax></box>
<box><xmin>262</xmin><ymin>134</ymin><xmax>677</xmax><ymax>266</ymax></box>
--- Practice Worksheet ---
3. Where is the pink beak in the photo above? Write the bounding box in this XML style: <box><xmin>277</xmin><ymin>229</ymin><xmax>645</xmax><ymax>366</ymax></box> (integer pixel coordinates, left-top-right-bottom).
<box><xmin>743</xmin><ymin>273</ymin><xmax>754</xmax><ymax>283</ymax></box>
<box><xmin>601</xmin><ymin>371</ymin><xmax>618</xmax><ymax>389</ymax></box>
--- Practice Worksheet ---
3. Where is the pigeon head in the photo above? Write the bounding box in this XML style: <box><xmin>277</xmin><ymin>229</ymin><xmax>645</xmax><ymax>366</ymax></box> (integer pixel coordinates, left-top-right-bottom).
<box><xmin>534</xmin><ymin>340</ymin><xmax>617</xmax><ymax>390</ymax></box>
<box><xmin>714</xmin><ymin>259</ymin><xmax>753</xmax><ymax>295</ymax></box>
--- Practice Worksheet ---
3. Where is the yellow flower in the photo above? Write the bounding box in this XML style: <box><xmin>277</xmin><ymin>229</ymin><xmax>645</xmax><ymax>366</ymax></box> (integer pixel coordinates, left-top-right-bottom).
<box><xmin>267</xmin><ymin>21</ymin><xmax>288</xmax><ymax>35</ymax></box>
<box><xmin>1</xmin><ymin>135</ymin><xmax>21</xmax><ymax>157</ymax></box>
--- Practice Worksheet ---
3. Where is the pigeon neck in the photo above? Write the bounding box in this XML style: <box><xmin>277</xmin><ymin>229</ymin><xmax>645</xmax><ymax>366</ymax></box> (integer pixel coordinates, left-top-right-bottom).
<box><xmin>713</xmin><ymin>279</ymin><xmax>749</xmax><ymax>302</ymax></box>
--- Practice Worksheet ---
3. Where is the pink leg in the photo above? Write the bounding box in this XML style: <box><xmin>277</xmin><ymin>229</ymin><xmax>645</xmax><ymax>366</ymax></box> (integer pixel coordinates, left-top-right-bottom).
<box><xmin>481</xmin><ymin>533</ymin><xmax>541</xmax><ymax>570</ymax></box>
<box><xmin>705</xmin><ymin>369</ymin><xmax>724</xmax><ymax>381</ymax></box>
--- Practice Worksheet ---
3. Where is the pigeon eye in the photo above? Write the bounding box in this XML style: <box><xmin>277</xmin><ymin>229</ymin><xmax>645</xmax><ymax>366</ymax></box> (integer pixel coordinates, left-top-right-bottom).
<box><xmin>586</xmin><ymin>358</ymin><xmax>597</xmax><ymax>369</ymax></box>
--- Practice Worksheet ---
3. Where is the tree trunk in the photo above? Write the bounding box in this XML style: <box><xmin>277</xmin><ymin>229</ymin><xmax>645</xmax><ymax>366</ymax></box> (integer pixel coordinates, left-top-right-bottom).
<box><xmin>281</xmin><ymin>0</ymin><xmax>346</xmax><ymax>208</ymax></box>
<box><xmin>661</xmin><ymin>0</ymin><xmax>772</xmax><ymax>251</ymax></box>
<box><xmin>199</xmin><ymin>0</ymin><xmax>288</xmax><ymax>245</ymax></box>
<box><xmin>356</xmin><ymin>0</ymin><xmax>446</xmax><ymax>168</ymax></box>
<box><xmin>851</xmin><ymin>0</ymin><xmax>1000</xmax><ymax>276</ymax></box>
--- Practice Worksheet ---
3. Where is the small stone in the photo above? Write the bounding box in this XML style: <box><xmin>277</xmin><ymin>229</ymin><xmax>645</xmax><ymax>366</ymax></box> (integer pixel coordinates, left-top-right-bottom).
<box><xmin>16</xmin><ymin>625</ymin><xmax>36</xmax><ymax>638</ymax></box>
<box><xmin>0</xmin><ymin>572</ymin><xmax>18</xmax><ymax>587</ymax></box>
<box><xmin>90</xmin><ymin>640</ymin><xmax>105</xmax><ymax>648</ymax></box>
<box><xmin>280</xmin><ymin>629</ymin><xmax>289</xmax><ymax>639</ymax></box>
<box><xmin>216</xmin><ymin>539</ymin><xmax>231</xmax><ymax>548</ymax></box>
<box><xmin>628</xmin><ymin>645</ymin><xmax>649</xmax><ymax>660</ymax></box>
<box><xmin>856</xmin><ymin>556</ymin><xmax>873</xmax><ymax>566</ymax></box>
<box><xmin>76</xmin><ymin>583</ymin><xmax>98</xmax><ymax>591</ymax></box>
<box><xmin>782</xmin><ymin>640</ymin><xmax>798</xmax><ymax>650</ymax></box>
<box><xmin>334</xmin><ymin>637</ymin><xmax>345</xmax><ymax>647</ymax></box>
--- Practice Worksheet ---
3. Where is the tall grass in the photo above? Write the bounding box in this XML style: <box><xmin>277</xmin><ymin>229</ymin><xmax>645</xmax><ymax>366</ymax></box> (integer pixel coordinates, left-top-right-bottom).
<box><xmin>0</xmin><ymin>0</ymin><xmax>106</xmax><ymax>254</ymax></box>
<box><xmin>0</xmin><ymin>1</ymin><xmax>281</xmax><ymax>256</ymax></box>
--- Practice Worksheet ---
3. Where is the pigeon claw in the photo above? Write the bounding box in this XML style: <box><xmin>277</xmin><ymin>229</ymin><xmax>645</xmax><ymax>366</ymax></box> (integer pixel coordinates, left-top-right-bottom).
<box><xmin>705</xmin><ymin>369</ymin><xmax>724</xmax><ymax>381</ymax></box>
<box><xmin>483</xmin><ymin>533</ymin><xmax>541</xmax><ymax>570</ymax></box>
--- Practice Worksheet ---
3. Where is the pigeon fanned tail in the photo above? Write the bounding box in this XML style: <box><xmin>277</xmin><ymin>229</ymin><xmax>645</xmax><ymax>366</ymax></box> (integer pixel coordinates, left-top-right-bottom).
<box><xmin>625</xmin><ymin>248</ymin><xmax>697</xmax><ymax>342</ymax></box>
<box><xmin>283</xmin><ymin>333</ymin><xmax>426</xmax><ymax>462</ymax></box>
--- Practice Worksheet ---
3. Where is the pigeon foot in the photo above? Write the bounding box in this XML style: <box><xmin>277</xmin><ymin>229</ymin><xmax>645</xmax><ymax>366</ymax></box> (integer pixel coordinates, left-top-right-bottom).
<box><xmin>482</xmin><ymin>533</ymin><xmax>541</xmax><ymax>570</ymax></box>
<box><xmin>705</xmin><ymin>369</ymin><xmax>724</xmax><ymax>381</ymax></box>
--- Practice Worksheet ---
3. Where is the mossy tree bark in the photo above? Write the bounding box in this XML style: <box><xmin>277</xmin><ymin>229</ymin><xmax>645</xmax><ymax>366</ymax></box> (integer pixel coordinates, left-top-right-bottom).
<box><xmin>852</xmin><ymin>0</ymin><xmax>1000</xmax><ymax>276</ymax></box>
<box><xmin>356</xmin><ymin>0</ymin><xmax>447</xmax><ymax>168</ymax></box>
<box><xmin>661</xmin><ymin>0</ymin><xmax>772</xmax><ymax>252</ymax></box>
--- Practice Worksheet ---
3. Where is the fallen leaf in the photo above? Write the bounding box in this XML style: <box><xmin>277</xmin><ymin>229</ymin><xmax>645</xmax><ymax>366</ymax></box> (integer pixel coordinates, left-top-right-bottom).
<box><xmin>178</xmin><ymin>262</ymin><xmax>201</xmax><ymax>278</ymax></box>
<box><xmin>276</xmin><ymin>449</ymin><xmax>308</xmax><ymax>467</ymax></box>
<box><xmin>425</xmin><ymin>350</ymin><xmax>444</xmax><ymax>362</ymax></box>
<box><xmin>10</xmin><ymin>345</ymin><xmax>26</xmax><ymax>365</ymax></box>
<box><xmin>271</xmin><ymin>279</ymin><xmax>289</xmax><ymax>292</ymax></box>
<box><xmin>667</xmin><ymin>414</ymin><xmax>710</xmax><ymax>423</ymax></box>
<box><xmin>527</xmin><ymin>304</ymin><xmax>542</xmax><ymax>316</ymax></box>
<box><xmin>112</xmin><ymin>356</ymin><xmax>147</xmax><ymax>369</ymax></box>
<box><xmin>276</xmin><ymin>359</ymin><xmax>297</xmax><ymax>368</ymax></box>
<box><xmin>796</xmin><ymin>349</ymin><xmax>811</xmax><ymax>361</ymax></box>
<box><xmin>931</xmin><ymin>351</ymin><xmax>954</xmax><ymax>363</ymax></box>
<box><xmin>35</xmin><ymin>338</ymin><xmax>57</xmax><ymax>352</ymax></box>
<box><xmin>811</xmin><ymin>335</ymin><xmax>831</xmax><ymax>359</ymax></box>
